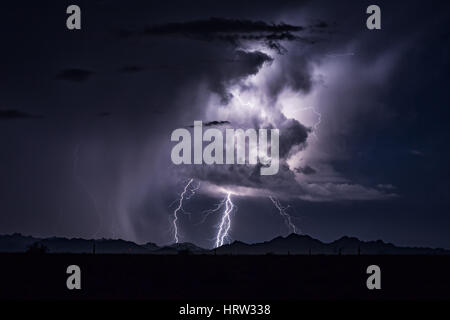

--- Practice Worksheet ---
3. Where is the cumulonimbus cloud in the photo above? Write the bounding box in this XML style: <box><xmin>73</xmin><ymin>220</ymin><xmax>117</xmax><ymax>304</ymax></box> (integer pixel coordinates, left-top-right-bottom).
<box><xmin>135</xmin><ymin>17</ymin><xmax>324</xmax><ymax>54</ymax></box>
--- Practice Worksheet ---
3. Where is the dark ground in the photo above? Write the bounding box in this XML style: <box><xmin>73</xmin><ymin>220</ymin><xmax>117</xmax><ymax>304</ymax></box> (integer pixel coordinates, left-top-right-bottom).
<box><xmin>1</xmin><ymin>253</ymin><xmax>449</xmax><ymax>300</ymax></box>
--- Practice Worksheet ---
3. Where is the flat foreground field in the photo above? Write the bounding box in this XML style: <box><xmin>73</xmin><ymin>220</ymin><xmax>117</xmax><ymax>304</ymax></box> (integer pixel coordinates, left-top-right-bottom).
<box><xmin>1</xmin><ymin>254</ymin><xmax>449</xmax><ymax>300</ymax></box>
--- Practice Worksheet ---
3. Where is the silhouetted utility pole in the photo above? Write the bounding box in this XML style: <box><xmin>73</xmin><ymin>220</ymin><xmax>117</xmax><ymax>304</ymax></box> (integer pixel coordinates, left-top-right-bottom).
<box><xmin>338</xmin><ymin>248</ymin><xmax>342</xmax><ymax>256</ymax></box>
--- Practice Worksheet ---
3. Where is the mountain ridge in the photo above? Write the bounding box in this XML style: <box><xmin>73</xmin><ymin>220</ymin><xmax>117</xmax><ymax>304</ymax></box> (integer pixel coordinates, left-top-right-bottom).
<box><xmin>0</xmin><ymin>233</ymin><xmax>448</xmax><ymax>255</ymax></box>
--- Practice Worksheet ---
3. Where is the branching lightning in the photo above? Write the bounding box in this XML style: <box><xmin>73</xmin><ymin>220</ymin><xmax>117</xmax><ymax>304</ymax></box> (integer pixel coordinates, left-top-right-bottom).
<box><xmin>171</xmin><ymin>178</ymin><xmax>199</xmax><ymax>243</ymax></box>
<box><xmin>232</xmin><ymin>91</ymin><xmax>253</xmax><ymax>109</ymax></box>
<box><xmin>269</xmin><ymin>196</ymin><xmax>298</xmax><ymax>235</ymax></box>
<box><xmin>215</xmin><ymin>192</ymin><xmax>235</xmax><ymax>248</ymax></box>
<box><xmin>196</xmin><ymin>197</ymin><xmax>226</xmax><ymax>226</ymax></box>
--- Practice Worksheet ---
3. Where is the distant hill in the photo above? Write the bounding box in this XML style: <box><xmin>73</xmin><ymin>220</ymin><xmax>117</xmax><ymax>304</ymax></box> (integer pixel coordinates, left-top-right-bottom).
<box><xmin>0</xmin><ymin>233</ymin><xmax>448</xmax><ymax>255</ymax></box>
<box><xmin>0</xmin><ymin>233</ymin><xmax>38</xmax><ymax>252</ymax></box>
<box><xmin>215</xmin><ymin>234</ymin><xmax>450</xmax><ymax>255</ymax></box>
<box><xmin>152</xmin><ymin>243</ymin><xmax>207</xmax><ymax>255</ymax></box>
<box><xmin>39</xmin><ymin>238</ymin><xmax>151</xmax><ymax>254</ymax></box>
<box><xmin>0</xmin><ymin>234</ymin><xmax>155</xmax><ymax>254</ymax></box>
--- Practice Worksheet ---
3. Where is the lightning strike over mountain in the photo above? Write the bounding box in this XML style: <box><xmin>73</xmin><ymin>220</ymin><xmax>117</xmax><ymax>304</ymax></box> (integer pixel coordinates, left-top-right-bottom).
<box><xmin>215</xmin><ymin>192</ymin><xmax>235</xmax><ymax>248</ymax></box>
<box><xmin>171</xmin><ymin>178</ymin><xmax>199</xmax><ymax>243</ymax></box>
<box><xmin>269</xmin><ymin>196</ymin><xmax>298</xmax><ymax>234</ymax></box>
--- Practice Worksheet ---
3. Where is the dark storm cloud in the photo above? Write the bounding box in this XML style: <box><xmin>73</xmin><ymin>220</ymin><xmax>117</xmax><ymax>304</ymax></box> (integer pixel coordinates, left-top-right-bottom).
<box><xmin>171</xmin><ymin>40</ymin><xmax>312</xmax><ymax>195</ymax></box>
<box><xmin>0</xmin><ymin>109</ymin><xmax>42</xmax><ymax>120</ymax></box>
<box><xmin>143</xmin><ymin>17</ymin><xmax>303</xmax><ymax>36</ymax></box>
<box><xmin>184</xmin><ymin>162</ymin><xmax>296</xmax><ymax>190</ymax></box>
<box><xmin>56</xmin><ymin>68</ymin><xmax>94</xmax><ymax>82</ymax></box>
<box><xmin>178</xmin><ymin>118</ymin><xmax>311</xmax><ymax>195</ymax></box>
<box><xmin>204</xmin><ymin>120</ymin><xmax>230</xmax><ymax>127</ymax></box>
<box><xmin>225</xmin><ymin>50</ymin><xmax>273</xmax><ymax>77</ymax></box>
<box><xmin>265</xmin><ymin>57</ymin><xmax>314</xmax><ymax>98</ymax></box>
<box><xmin>188</xmin><ymin>120</ymin><xmax>231</xmax><ymax>128</ymax></box>
<box><xmin>138</xmin><ymin>18</ymin><xmax>319</xmax><ymax>54</ymax></box>
<box><xmin>278</xmin><ymin>119</ymin><xmax>310</xmax><ymax>158</ymax></box>
<box><xmin>294</xmin><ymin>165</ymin><xmax>317</xmax><ymax>175</ymax></box>
<box><xmin>209</xmin><ymin>50</ymin><xmax>273</xmax><ymax>103</ymax></box>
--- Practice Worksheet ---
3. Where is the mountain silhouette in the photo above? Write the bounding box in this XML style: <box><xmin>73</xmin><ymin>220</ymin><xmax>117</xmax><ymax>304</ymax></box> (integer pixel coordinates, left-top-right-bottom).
<box><xmin>152</xmin><ymin>242</ymin><xmax>207</xmax><ymax>255</ymax></box>
<box><xmin>216</xmin><ymin>234</ymin><xmax>449</xmax><ymax>255</ymax></box>
<box><xmin>0</xmin><ymin>234</ymin><xmax>154</xmax><ymax>254</ymax></box>
<box><xmin>0</xmin><ymin>233</ymin><xmax>448</xmax><ymax>255</ymax></box>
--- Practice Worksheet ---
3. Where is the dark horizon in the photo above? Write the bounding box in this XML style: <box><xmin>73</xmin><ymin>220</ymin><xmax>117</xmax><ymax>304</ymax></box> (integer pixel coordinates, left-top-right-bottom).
<box><xmin>2</xmin><ymin>231</ymin><xmax>449</xmax><ymax>253</ymax></box>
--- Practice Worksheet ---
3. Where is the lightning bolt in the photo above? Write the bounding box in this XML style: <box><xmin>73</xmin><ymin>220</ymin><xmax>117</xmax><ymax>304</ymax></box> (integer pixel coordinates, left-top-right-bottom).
<box><xmin>299</xmin><ymin>106</ymin><xmax>322</xmax><ymax>140</ymax></box>
<box><xmin>232</xmin><ymin>91</ymin><xmax>253</xmax><ymax>109</ymax></box>
<box><xmin>269</xmin><ymin>196</ymin><xmax>299</xmax><ymax>235</ymax></box>
<box><xmin>233</xmin><ymin>90</ymin><xmax>322</xmax><ymax>140</ymax></box>
<box><xmin>196</xmin><ymin>197</ymin><xmax>226</xmax><ymax>226</ymax></box>
<box><xmin>215</xmin><ymin>192</ymin><xmax>235</xmax><ymax>248</ymax></box>
<box><xmin>171</xmin><ymin>178</ymin><xmax>199</xmax><ymax>243</ymax></box>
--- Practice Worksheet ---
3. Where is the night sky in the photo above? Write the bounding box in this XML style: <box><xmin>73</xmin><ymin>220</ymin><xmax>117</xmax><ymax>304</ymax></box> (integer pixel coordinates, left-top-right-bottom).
<box><xmin>1</xmin><ymin>0</ymin><xmax>449</xmax><ymax>249</ymax></box>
